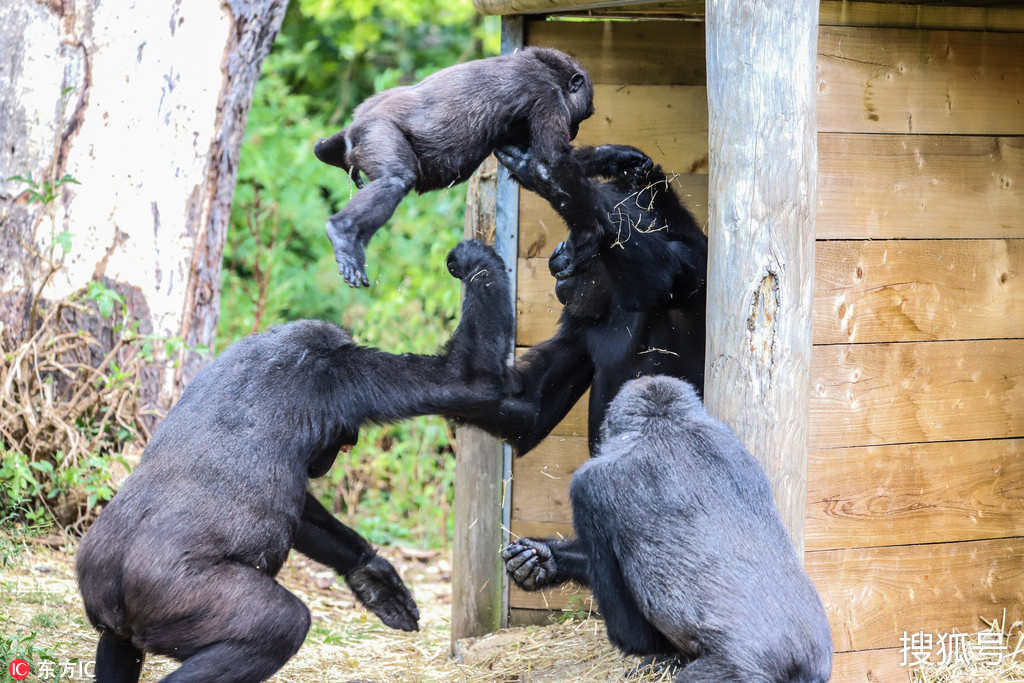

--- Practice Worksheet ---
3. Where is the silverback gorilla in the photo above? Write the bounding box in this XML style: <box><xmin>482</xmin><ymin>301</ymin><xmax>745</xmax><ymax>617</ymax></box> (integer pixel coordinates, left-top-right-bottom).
<box><xmin>76</xmin><ymin>241</ymin><xmax>513</xmax><ymax>683</ymax></box>
<box><xmin>505</xmin><ymin>376</ymin><xmax>833</xmax><ymax>683</ymax></box>
<box><xmin>313</xmin><ymin>47</ymin><xmax>594</xmax><ymax>287</ymax></box>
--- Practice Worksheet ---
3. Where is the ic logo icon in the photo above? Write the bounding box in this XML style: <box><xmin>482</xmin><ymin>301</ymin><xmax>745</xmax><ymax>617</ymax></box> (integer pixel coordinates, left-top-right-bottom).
<box><xmin>8</xmin><ymin>659</ymin><xmax>30</xmax><ymax>680</ymax></box>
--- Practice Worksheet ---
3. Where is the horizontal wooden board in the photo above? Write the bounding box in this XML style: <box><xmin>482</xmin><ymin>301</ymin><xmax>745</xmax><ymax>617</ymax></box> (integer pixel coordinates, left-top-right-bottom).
<box><xmin>515</xmin><ymin>257</ymin><xmax>564</xmax><ymax>346</ymax></box>
<box><xmin>818</xmin><ymin>27</ymin><xmax>1024</xmax><ymax>135</ymax></box>
<box><xmin>511</xmin><ymin>434</ymin><xmax>588</xmax><ymax>523</ymax></box>
<box><xmin>814</xmin><ymin>239</ymin><xmax>1024</xmax><ymax>344</ymax></box>
<box><xmin>809</xmin><ymin>339</ymin><xmax>1024</xmax><ymax>449</ymax></box>
<box><xmin>509</xmin><ymin>519</ymin><xmax>574</xmax><ymax>542</ymax></box>
<box><xmin>518</xmin><ymin>174</ymin><xmax>708</xmax><ymax>262</ymax></box>
<box><xmin>830</xmin><ymin>648</ymin><xmax>909</xmax><ymax>683</ymax></box>
<box><xmin>527</xmin><ymin>18</ymin><xmax>706</xmax><ymax>85</ymax></box>
<box><xmin>806</xmin><ymin>439</ymin><xmax>1024</xmax><ymax>552</ymax></box>
<box><xmin>806</xmin><ymin>537</ymin><xmax>1024</xmax><ymax>652</ymax></box>
<box><xmin>817</xmin><ymin>135</ymin><xmax>1024</xmax><ymax>240</ymax></box>
<box><xmin>509</xmin><ymin>577</ymin><xmax>593</xmax><ymax>612</ymax></box>
<box><xmin>573</xmin><ymin>85</ymin><xmax>709</xmax><ymax>174</ymax></box>
<box><xmin>819</xmin><ymin>2</ymin><xmax>1024</xmax><ymax>32</ymax></box>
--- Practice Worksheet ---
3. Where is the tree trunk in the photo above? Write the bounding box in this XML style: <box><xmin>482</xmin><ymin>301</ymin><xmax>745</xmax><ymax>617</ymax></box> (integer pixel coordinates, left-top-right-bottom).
<box><xmin>0</xmin><ymin>0</ymin><xmax>286</xmax><ymax>416</ymax></box>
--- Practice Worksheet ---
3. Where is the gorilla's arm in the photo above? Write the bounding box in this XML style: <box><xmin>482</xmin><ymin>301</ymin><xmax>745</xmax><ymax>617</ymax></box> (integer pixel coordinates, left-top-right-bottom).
<box><xmin>293</xmin><ymin>492</ymin><xmax>419</xmax><ymax>632</ymax></box>
<box><xmin>458</xmin><ymin>326</ymin><xmax>594</xmax><ymax>455</ymax></box>
<box><xmin>496</xmin><ymin>145</ymin><xmax>608</xmax><ymax>279</ymax></box>
<box><xmin>502</xmin><ymin>537</ymin><xmax>589</xmax><ymax>590</ymax></box>
<box><xmin>496</xmin><ymin>144</ymin><xmax>669</xmax><ymax>281</ymax></box>
<box><xmin>327</xmin><ymin>239</ymin><xmax>516</xmax><ymax>427</ymax></box>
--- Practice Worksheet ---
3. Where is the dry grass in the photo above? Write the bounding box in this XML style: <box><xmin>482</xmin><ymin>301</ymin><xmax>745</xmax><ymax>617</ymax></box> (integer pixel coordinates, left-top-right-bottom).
<box><xmin>910</xmin><ymin>613</ymin><xmax>1024</xmax><ymax>683</ymax></box>
<box><xmin>1</xmin><ymin>538</ymin><xmax>666</xmax><ymax>683</ymax></box>
<box><xmin>8</xmin><ymin>536</ymin><xmax>1023</xmax><ymax>682</ymax></box>
<box><xmin>0</xmin><ymin>296</ymin><xmax>151</xmax><ymax>530</ymax></box>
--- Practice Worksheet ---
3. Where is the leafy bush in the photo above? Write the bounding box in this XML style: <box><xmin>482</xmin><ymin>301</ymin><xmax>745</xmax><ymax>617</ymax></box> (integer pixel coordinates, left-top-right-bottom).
<box><xmin>0</xmin><ymin>288</ymin><xmax>157</xmax><ymax>533</ymax></box>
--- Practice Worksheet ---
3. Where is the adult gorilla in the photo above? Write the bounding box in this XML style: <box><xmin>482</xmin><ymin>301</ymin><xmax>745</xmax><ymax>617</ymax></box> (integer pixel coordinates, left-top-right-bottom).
<box><xmin>508</xmin><ymin>376</ymin><xmax>833</xmax><ymax>682</ymax></box>
<box><xmin>472</xmin><ymin>142</ymin><xmax>707</xmax><ymax>455</ymax></box>
<box><xmin>77</xmin><ymin>240</ymin><xmax>513</xmax><ymax>683</ymax></box>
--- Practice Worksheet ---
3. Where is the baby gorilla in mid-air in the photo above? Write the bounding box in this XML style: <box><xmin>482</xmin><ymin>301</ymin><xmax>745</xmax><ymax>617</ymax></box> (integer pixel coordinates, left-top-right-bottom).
<box><xmin>505</xmin><ymin>376</ymin><xmax>833</xmax><ymax>683</ymax></box>
<box><xmin>314</xmin><ymin>47</ymin><xmax>594</xmax><ymax>287</ymax></box>
<box><xmin>77</xmin><ymin>241</ymin><xmax>513</xmax><ymax>683</ymax></box>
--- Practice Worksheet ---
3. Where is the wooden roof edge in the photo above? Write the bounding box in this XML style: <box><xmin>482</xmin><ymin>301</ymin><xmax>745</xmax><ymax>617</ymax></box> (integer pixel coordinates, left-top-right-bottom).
<box><xmin>472</xmin><ymin>0</ymin><xmax>702</xmax><ymax>16</ymax></box>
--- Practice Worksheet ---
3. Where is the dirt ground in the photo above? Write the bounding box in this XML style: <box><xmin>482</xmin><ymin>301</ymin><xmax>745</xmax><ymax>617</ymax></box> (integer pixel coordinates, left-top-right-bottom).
<box><xmin>1</xmin><ymin>535</ymin><xmax>666</xmax><ymax>683</ymax></box>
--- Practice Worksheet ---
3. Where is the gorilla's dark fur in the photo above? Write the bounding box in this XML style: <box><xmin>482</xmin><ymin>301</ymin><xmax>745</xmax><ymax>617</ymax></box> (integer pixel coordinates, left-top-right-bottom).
<box><xmin>76</xmin><ymin>241</ymin><xmax>513</xmax><ymax>683</ymax></box>
<box><xmin>314</xmin><ymin>47</ymin><xmax>595</xmax><ymax>287</ymax></box>
<box><xmin>467</xmin><ymin>143</ymin><xmax>707</xmax><ymax>455</ymax></box>
<box><xmin>505</xmin><ymin>376</ymin><xmax>833</xmax><ymax>683</ymax></box>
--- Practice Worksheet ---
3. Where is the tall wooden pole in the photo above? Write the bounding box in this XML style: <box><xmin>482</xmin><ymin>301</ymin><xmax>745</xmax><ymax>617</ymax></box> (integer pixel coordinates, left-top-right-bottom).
<box><xmin>704</xmin><ymin>0</ymin><xmax>819</xmax><ymax>554</ymax></box>
<box><xmin>451</xmin><ymin>16</ymin><xmax>523</xmax><ymax>648</ymax></box>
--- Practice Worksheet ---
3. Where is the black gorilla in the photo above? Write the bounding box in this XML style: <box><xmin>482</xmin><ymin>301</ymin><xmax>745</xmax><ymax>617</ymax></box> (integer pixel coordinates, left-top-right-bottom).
<box><xmin>505</xmin><ymin>376</ymin><xmax>834</xmax><ymax>683</ymax></box>
<box><xmin>76</xmin><ymin>240</ymin><xmax>513</xmax><ymax>683</ymax></box>
<box><xmin>314</xmin><ymin>47</ymin><xmax>595</xmax><ymax>288</ymax></box>
<box><xmin>469</xmin><ymin>143</ymin><xmax>707</xmax><ymax>455</ymax></box>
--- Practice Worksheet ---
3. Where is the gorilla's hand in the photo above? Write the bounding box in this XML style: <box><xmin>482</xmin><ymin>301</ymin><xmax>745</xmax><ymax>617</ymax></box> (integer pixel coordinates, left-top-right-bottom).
<box><xmin>345</xmin><ymin>553</ymin><xmax>420</xmax><ymax>632</ymax></box>
<box><xmin>446</xmin><ymin>239</ymin><xmax>516</xmax><ymax>397</ymax></box>
<box><xmin>494</xmin><ymin>144</ymin><xmax>570</xmax><ymax>202</ymax></box>
<box><xmin>592</xmin><ymin>144</ymin><xmax>654</xmax><ymax>186</ymax></box>
<box><xmin>502</xmin><ymin>538</ymin><xmax>558</xmax><ymax>591</ymax></box>
<box><xmin>446</xmin><ymin>239</ymin><xmax>503</xmax><ymax>283</ymax></box>
<box><xmin>494</xmin><ymin>144</ymin><xmax>537</xmax><ymax>187</ymax></box>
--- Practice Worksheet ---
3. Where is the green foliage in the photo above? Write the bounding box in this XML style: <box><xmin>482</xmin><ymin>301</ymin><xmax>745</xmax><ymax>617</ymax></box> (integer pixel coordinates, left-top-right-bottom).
<box><xmin>0</xmin><ymin>630</ymin><xmax>62</xmax><ymax>683</ymax></box>
<box><xmin>0</xmin><ymin>449</ymin><xmax>52</xmax><ymax>527</ymax></box>
<box><xmin>4</xmin><ymin>173</ymin><xmax>81</xmax><ymax>207</ymax></box>
<box><xmin>560</xmin><ymin>595</ymin><xmax>594</xmax><ymax>622</ymax></box>
<box><xmin>219</xmin><ymin>1</ymin><xmax>499</xmax><ymax>547</ymax></box>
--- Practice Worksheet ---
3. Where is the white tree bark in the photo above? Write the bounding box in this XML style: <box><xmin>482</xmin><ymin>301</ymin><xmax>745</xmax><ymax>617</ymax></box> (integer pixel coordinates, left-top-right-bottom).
<box><xmin>0</xmin><ymin>0</ymin><xmax>286</xmax><ymax>412</ymax></box>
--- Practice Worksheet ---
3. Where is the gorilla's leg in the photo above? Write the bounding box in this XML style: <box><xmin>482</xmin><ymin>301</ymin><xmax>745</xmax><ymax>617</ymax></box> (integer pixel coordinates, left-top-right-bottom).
<box><xmin>152</xmin><ymin>566</ymin><xmax>310</xmax><ymax>683</ymax></box>
<box><xmin>325</xmin><ymin>120</ymin><xmax>417</xmax><ymax>287</ymax></box>
<box><xmin>94</xmin><ymin>631</ymin><xmax>144</xmax><ymax>683</ymax></box>
<box><xmin>672</xmin><ymin>654</ymin><xmax>750</xmax><ymax>683</ymax></box>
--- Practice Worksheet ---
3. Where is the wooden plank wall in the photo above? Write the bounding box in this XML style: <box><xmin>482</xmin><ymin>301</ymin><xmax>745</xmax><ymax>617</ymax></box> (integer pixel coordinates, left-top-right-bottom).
<box><xmin>509</xmin><ymin>17</ymin><xmax>709</xmax><ymax>617</ymax></box>
<box><xmin>508</xmin><ymin>12</ymin><xmax>1024</xmax><ymax>683</ymax></box>
<box><xmin>809</xmin><ymin>12</ymin><xmax>1024</xmax><ymax>683</ymax></box>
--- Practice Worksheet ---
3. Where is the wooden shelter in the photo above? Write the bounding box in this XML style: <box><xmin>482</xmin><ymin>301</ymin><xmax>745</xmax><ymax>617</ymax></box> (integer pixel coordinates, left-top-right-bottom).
<box><xmin>452</xmin><ymin>2</ymin><xmax>1024</xmax><ymax>681</ymax></box>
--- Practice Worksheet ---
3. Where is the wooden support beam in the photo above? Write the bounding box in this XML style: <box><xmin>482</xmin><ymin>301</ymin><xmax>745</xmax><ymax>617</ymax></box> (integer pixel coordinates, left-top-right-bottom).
<box><xmin>452</xmin><ymin>160</ymin><xmax>505</xmax><ymax>647</ymax></box>
<box><xmin>704</xmin><ymin>0</ymin><xmax>819</xmax><ymax>554</ymax></box>
<box><xmin>451</xmin><ymin>17</ymin><xmax>523</xmax><ymax>646</ymax></box>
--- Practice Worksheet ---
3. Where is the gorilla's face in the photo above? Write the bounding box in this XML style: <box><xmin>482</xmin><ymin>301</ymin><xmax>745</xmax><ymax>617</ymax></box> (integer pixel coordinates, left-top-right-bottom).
<box><xmin>549</xmin><ymin>225</ymin><xmax>682</xmax><ymax>320</ymax></box>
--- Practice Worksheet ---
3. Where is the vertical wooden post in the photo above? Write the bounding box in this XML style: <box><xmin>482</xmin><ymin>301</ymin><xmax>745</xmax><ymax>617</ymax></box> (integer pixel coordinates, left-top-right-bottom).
<box><xmin>704</xmin><ymin>0</ymin><xmax>819</xmax><ymax>555</ymax></box>
<box><xmin>451</xmin><ymin>16</ymin><xmax>522</xmax><ymax>647</ymax></box>
<box><xmin>451</xmin><ymin>159</ymin><xmax>504</xmax><ymax>646</ymax></box>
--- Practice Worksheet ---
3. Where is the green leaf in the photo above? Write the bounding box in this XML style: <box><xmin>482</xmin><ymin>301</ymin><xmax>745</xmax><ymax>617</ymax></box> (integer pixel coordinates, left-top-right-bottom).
<box><xmin>55</xmin><ymin>230</ymin><xmax>73</xmax><ymax>254</ymax></box>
